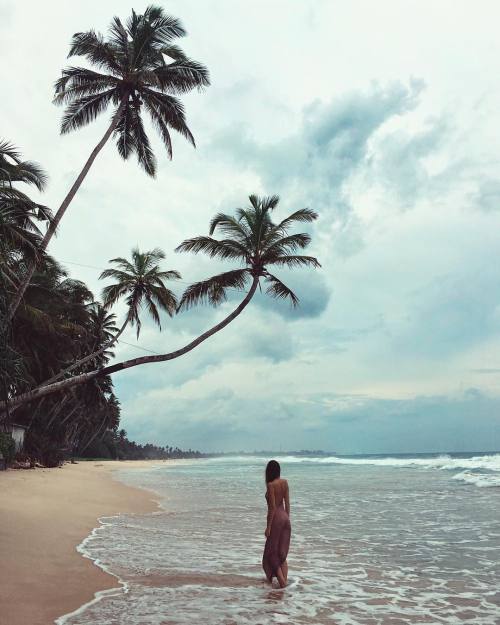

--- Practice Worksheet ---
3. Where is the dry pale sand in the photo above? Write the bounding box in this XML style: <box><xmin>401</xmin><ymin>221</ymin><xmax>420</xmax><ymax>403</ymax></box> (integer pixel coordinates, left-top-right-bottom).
<box><xmin>0</xmin><ymin>460</ymin><xmax>166</xmax><ymax>625</ymax></box>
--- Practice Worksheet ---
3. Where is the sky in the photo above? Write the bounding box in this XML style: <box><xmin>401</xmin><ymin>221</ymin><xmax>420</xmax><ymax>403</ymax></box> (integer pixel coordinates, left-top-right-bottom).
<box><xmin>2</xmin><ymin>0</ymin><xmax>500</xmax><ymax>453</ymax></box>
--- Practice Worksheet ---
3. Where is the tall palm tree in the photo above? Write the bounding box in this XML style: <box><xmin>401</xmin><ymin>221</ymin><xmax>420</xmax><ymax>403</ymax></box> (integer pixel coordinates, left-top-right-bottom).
<box><xmin>39</xmin><ymin>247</ymin><xmax>180</xmax><ymax>386</ymax></box>
<box><xmin>3</xmin><ymin>195</ymin><xmax>320</xmax><ymax>410</ymax></box>
<box><xmin>8</xmin><ymin>5</ymin><xmax>209</xmax><ymax>319</ymax></box>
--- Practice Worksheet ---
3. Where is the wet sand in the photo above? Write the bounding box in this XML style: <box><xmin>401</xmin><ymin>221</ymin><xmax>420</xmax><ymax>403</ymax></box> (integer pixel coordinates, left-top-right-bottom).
<box><xmin>0</xmin><ymin>460</ymin><xmax>165</xmax><ymax>625</ymax></box>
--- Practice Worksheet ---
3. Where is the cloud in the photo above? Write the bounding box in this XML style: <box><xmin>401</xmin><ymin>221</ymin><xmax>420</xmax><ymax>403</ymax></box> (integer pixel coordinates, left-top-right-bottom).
<box><xmin>122</xmin><ymin>387</ymin><xmax>500</xmax><ymax>454</ymax></box>
<box><xmin>395</xmin><ymin>267</ymin><xmax>500</xmax><ymax>357</ymax></box>
<box><xmin>365</xmin><ymin>116</ymin><xmax>450</xmax><ymax>207</ymax></box>
<box><xmin>476</xmin><ymin>179</ymin><xmax>500</xmax><ymax>212</ymax></box>
<box><xmin>210</xmin><ymin>79</ymin><xmax>426</xmax><ymax>220</ymax></box>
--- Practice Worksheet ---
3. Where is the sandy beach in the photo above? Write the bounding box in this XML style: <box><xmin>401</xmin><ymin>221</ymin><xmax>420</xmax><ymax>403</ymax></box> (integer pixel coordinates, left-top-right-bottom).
<box><xmin>0</xmin><ymin>461</ymin><xmax>162</xmax><ymax>625</ymax></box>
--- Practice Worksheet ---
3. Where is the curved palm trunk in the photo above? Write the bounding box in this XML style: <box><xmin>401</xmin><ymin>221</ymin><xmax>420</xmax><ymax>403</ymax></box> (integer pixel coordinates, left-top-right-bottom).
<box><xmin>2</xmin><ymin>277</ymin><xmax>259</xmax><ymax>411</ymax></box>
<box><xmin>8</xmin><ymin>97</ymin><xmax>128</xmax><ymax>320</ymax></box>
<box><xmin>39</xmin><ymin>318</ymin><xmax>129</xmax><ymax>388</ymax></box>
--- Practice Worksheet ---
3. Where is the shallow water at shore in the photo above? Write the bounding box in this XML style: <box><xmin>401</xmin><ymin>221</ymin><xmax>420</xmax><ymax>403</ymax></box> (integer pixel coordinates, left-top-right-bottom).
<box><xmin>58</xmin><ymin>454</ymin><xmax>500</xmax><ymax>624</ymax></box>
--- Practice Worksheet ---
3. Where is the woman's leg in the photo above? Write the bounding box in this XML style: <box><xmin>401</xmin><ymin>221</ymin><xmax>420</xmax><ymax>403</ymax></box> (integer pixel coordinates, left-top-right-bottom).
<box><xmin>282</xmin><ymin>560</ymin><xmax>288</xmax><ymax>583</ymax></box>
<box><xmin>276</xmin><ymin>566</ymin><xmax>287</xmax><ymax>588</ymax></box>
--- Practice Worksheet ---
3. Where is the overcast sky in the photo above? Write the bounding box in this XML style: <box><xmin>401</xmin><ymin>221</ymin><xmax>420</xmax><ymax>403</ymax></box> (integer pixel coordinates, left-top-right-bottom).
<box><xmin>3</xmin><ymin>0</ymin><xmax>500</xmax><ymax>453</ymax></box>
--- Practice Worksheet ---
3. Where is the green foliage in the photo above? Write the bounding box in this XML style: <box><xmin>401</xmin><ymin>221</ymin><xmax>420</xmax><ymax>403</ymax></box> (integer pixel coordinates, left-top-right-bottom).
<box><xmin>0</xmin><ymin>432</ymin><xmax>16</xmax><ymax>464</ymax></box>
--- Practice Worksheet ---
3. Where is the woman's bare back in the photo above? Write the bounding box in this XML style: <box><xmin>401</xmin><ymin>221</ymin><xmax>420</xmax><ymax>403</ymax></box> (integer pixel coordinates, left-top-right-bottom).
<box><xmin>266</xmin><ymin>478</ymin><xmax>290</xmax><ymax>514</ymax></box>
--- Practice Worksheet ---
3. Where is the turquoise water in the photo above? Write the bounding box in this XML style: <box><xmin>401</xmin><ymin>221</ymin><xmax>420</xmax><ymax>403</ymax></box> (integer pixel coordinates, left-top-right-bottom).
<box><xmin>58</xmin><ymin>454</ymin><xmax>500</xmax><ymax>624</ymax></box>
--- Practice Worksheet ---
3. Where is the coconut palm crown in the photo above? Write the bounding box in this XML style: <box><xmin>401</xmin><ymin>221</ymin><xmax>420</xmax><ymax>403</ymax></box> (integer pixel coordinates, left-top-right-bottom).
<box><xmin>53</xmin><ymin>5</ymin><xmax>210</xmax><ymax>176</ymax></box>
<box><xmin>176</xmin><ymin>194</ymin><xmax>320</xmax><ymax>310</ymax></box>
<box><xmin>0</xmin><ymin>140</ymin><xmax>51</xmax><ymax>263</ymax></box>
<box><xmin>100</xmin><ymin>247</ymin><xmax>180</xmax><ymax>338</ymax></box>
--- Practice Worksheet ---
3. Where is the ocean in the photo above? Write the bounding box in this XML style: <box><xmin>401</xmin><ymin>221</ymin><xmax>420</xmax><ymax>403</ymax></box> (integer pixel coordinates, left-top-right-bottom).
<box><xmin>57</xmin><ymin>453</ymin><xmax>500</xmax><ymax>625</ymax></box>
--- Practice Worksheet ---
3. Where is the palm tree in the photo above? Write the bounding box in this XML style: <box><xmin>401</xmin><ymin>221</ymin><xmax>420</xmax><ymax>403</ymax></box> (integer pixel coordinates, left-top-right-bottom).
<box><xmin>1</xmin><ymin>141</ymin><xmax>50</xmax><ymax>422</ymax></box>
<box><xmin>0</xmin><ymin>141</ymin><xmax>51</xmax><ymax>280</ymax></box>
<box><xmin>86</xmin><ymin>303</ymin><xmax>119</xmax><ymax>364</ymax></box>
<box><xmin>101</xmin><ymin>247</ymin><xmax>180</xmax><ymax>337</ymax></box>
<box><xmin>39</xmin><ymin>247</ymin><xmax>180</xmax><ymax>386</ymax></box>
<box><xmin>176</xmin><ymin>194</ymin><xmax>320</xmax><ymax>310</ymax></box>
<box><xmin>3</xmin><ymin>195</ymin><xmax>320</xmax><ymax>410</ymax></box>
<box><xmin>0</xmin><ymin>140</ymin><xmax>48</xmax><ymax>191</ymax></box>
<box><xmin>8</xmin><ymin>5</ymin><xmax>209</xmax><ymax>319</ymax></box>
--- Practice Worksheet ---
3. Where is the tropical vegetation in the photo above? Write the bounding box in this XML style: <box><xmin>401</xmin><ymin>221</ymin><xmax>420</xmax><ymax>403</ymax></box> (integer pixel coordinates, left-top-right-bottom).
<box><xmin>0</xmin><ymin>6</ymin><xmax>320</xmax><ymax>468</ymax></box>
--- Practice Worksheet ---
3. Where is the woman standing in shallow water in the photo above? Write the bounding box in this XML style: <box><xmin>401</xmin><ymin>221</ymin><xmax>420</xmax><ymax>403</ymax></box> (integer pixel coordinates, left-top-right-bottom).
<box><xmin>262</xmin><ymin>460</ymin><xmax>291</xmax><ymax>588</ymax></box>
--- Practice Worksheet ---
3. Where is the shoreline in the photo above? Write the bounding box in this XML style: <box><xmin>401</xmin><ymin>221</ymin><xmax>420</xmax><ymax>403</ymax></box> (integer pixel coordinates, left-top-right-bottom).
<box><xmin>0</xmin><ymin>460</ymin><xmax>166</xmax><ymax>625</ymax></box>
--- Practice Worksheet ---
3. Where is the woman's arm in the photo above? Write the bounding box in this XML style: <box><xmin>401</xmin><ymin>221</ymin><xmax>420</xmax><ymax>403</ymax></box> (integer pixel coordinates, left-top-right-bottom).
<box><xmin>265</xmin><ymin>482</ymin><xmax>276</xmax><ymax>537</ymax></box>
<box><xmin>285</xmin><ymin>480</ymin><xmax>290</xmax><ymax>517</ymax></box>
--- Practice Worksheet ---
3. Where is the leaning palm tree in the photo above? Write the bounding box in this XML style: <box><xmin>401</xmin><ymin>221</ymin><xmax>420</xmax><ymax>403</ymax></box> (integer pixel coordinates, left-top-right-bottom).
<box><xmin>39</xmin><ymin>247</ymin><xmax>180</xmax><ymax>386</ymax></box>
<box><xmin>8</xmin><ymin>5</ymin><xmax>209</xmax><ymax>319</ymax></box>
<box><xmin>3</xmin><ymin>195</ymin><xmax>320</xmax><ymax>411</ymax></box>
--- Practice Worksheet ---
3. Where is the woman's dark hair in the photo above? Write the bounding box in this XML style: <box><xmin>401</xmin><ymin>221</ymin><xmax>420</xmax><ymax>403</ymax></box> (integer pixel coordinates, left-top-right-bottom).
<box><xmin>265</xmin><ymin>460</ymin><xmax>281</xmax><ymax>483</ymax></box>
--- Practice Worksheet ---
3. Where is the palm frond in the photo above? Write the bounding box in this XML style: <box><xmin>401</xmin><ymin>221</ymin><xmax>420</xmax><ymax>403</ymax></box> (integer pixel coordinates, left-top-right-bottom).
<box><xmin>177</xmin><ymin>269</ymin><xmax>250</xmax><ymax>311</ymax></box>
<box><xmin>115</xmin><ymin>104</ymin><xmax>135</xmax><ymax>160</ymax></box>
<box><xmin>264</xmin><ymin>273</ymin><xmax>299</xmax><ymax>307</ymax></box>
<box><xmin>68</xmin><ymin>30</ymin><xmax>122</xmax><ymax>74</ymax></box>
<box><xmin>276</xmin><ymin>208</ymin><xmax>318</xmax><ymax>229</ymax></box>
<box><xmin>53</xmin><ymin>67</ymin><xmax>118</xmax><ymax>103</ymax></box>
<box><xmin>175</xmin><ymin>236</ymin><xmax>248</xmax><ymax>261</ymax></box>
<box><xmin>155</xmin><ymin>269</ymin><xmax>181</xmax><ymax>281</ymax></box>
<box><xmin>128</xmin><ymin>7</ymin><xmax>186</xmax><ymax>72</ymax></box>
<box><xmin>130</xmin><ymin>106</ymin><xmax>156</xmax><ymax>176</ymax></box>
<box><xmin>143</xmin><ymin>88</ymin><xmax>195</xmax><ymax>151</ymax></box>
<box><xmin>208</xmin><ymin>213</ymin><xmax>252</xmax><ymax>242</ymax></box>
<box><xmin>152</xmin><ymin>59</ymin><xmax>210</xmax><ymax>94</ymax></box>
<box><xmin>265</xmin><ymin>255</ymin><xmax>321</xmax><ymax>269</ymax></box>
<box><xmin>143</xmin><ymin>292</ymin><xmax>162</xmax><ymax>328</ymax></box>
<box><xmin>261</xmin><ymin>233</ymin><xmax>311</xmax><ymax>260</ymax></box>
<box><xmin>60</xmin><ymin>89</ymin><xmax>116</xmax><ymax>134</ymax></box>
<box><xmin>0</xmin><ymin>140</ymin><xmax>21</xmax><ymax>164</ymax></box>
<box><xmin>99</xmin><ymin>266</ymin><xmax>135</xmax><ymax>282</ymax></box>
<box><xmin>101</xmin><ymin>282</ymin><xmax>131</xmax><ymax>308</ymax></box>
<box><xmin>149</xmin><ymin>284</ymin><xmax>178</xmax><ymax>317</ymax></box>
<box><xmin>108</xmin><ymin>17</ymin><xmax>130</xmax><ymax>63</ymax></box>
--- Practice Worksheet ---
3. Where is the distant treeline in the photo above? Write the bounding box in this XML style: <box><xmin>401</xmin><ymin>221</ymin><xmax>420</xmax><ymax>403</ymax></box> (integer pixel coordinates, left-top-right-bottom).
<box><xmin>81</xmin><ymin>429</ymin><xmax>203</xmax><ymax>461</ymax></box>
